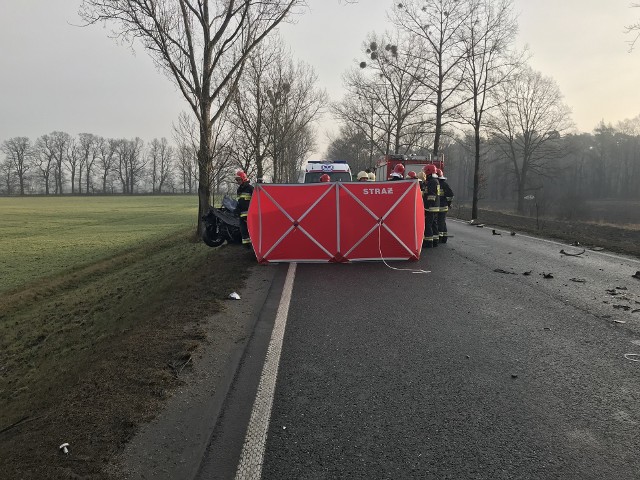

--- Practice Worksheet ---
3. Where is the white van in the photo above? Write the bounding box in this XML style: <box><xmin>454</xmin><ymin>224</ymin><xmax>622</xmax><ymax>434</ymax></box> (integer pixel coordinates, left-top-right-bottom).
<box><xmin>299</xmin><ymin>160</ymin><xmax>352</xmax><ymax>183</ymax></box>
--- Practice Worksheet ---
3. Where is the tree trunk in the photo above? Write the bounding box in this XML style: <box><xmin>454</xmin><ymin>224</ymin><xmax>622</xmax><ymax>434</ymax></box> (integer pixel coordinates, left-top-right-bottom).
<box><xmin>471</xmin><ymin>126</ymin><xmax>481</xmax><ymax>220</ymax></box>
<box><xmin>197</xmin><ymin>102</ymin><xmax>213</xmax><ymax>236</ymax></box>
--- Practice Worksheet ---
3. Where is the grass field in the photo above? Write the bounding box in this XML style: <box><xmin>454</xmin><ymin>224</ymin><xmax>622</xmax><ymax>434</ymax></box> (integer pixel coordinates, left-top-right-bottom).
<box><xmin>0</xmin><ymin>195</ymin><xmax>255</xmax><ymax>478</ymax></box>
<box><xmin>0</xmin><ymin>195</ymin><xmax>199</xmax><ymax>294</ymax></box>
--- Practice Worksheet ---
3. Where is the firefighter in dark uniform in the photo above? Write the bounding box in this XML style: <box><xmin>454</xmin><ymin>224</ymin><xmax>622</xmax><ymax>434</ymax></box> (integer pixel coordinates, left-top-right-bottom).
<box><xmin>436</xmin><ymin>168</ymin><xmax>454</xmax><ymax>244</ymax></box>
<box><xmin>235</xmin><ymin>170</ymin><xmax>253</xmax><ymax>247</ymax></box>
<box><xmin>422</xmin><ymin>164</ymin><xmax>440</xmax><ymax>248</ymax></box>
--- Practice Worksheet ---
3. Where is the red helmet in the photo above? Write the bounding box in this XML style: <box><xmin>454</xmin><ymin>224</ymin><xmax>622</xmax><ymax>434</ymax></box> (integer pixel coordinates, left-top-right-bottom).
<box><xmin>393</xmin><ymin>163</ymin><xmax>405</xmax><ymax>174</ymax></box>
<box><xmin>407</xmin><ymin>171</ymin><xmax>417</xmax><ymax>179</ymax></box>
<box><xmin>436</xmin><ymin>168</ymin><xmax>444</xmax><ymax>178</ymax></box>
<box><xmin>320</xmin><ymin>174</ymin><xmax>331</xmax><ymax>182</ymax></box>
<box><xmin>423</xmin><ymin>164</ymin><xmax>437</xmax><ymax>176</ymax></box>
<box><xmin>235</xmin><ymin>170</ymin><xmax>248</xmax><ymax>182</ymax></box>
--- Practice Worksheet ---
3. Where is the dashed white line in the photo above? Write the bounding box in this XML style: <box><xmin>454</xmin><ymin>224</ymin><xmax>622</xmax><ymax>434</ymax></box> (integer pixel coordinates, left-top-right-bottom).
<box><xmin>235</xmin><ymin>262</ymin><xmax>297</xmax><ymax>480</ymax></box>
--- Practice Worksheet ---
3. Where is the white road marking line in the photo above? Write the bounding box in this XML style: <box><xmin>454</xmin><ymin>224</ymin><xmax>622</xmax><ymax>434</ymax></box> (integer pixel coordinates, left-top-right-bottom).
<box><xmin>235</xmin><ymin>263</ymin><xmax>297</xmax><ymax>480</ymax></box>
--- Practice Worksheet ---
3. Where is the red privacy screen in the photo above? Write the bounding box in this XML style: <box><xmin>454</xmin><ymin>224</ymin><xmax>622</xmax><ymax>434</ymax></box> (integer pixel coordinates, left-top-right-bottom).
<box><xmin>247</xmin><ymin>181</ymin><xmax>424</xmax><ymax>264</ymax></box>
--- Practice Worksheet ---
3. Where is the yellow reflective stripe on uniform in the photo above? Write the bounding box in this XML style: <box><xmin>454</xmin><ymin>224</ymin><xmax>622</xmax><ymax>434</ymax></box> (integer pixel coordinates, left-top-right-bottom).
<box><xmin>441</xmin><ymin>206</ymin><xmax>449</xmax><ymax>212</ymax></box>
<box><xmin>238</xmin><ymin>194</ymin><xmax>252</xmax><ymax>200</ymax></box>
<box><xmin>242</xmin><ymin>238</ymin><xmax>252</xmax><ymax>244</ymax></box>
<box><xmin>240</xmin><ymin>212</ymin><xmax>248</xmax><ymax>218</ymax></box>
<box><xmin>426</xmin><ymin>195</ymin><xmax>437</xmax><ymax>201</ymax></box>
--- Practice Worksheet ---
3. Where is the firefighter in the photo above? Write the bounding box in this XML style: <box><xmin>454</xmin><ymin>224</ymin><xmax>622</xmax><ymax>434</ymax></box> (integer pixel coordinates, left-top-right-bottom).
<box><xmin>407</xmin><ymin>171</ymin><xmax>418</xmax><ymax>180</ymax></box>
<box><xmin>357</xmin><ymin>171</ymin><xmax>369</xmax><ymax>182</ymax></box>
<box><xmin>320</xmin><ymin>173</ymin><xmax>331</xmax><ymax>182</ymax></box>
<box><xmin>417</xmin><ymin>171</ymin><xmax>427</xmax><ymax>192</ymax></box>
<box><xmin>435</xmin><ymin>168</ymin><xmax>453</xmax><ymax>244</ymax></box>
<box><xmin>422</xmin><ymin>164</ymin><xmax>440</xmax><ymax>248</ymax></box>
<box><xmin>390</xmin><ymin>163</ymin><xmax>405</xmax><ymax>180</ymax></box>
<box><xmin>235</xmin><ymin>170</ymin><xmax>253</xmax><ymax>247</ymax></box>
<box><xmin>367</xmin><ymin>172</ymin><xmax>376</xmax><ymax>182</ymax></box>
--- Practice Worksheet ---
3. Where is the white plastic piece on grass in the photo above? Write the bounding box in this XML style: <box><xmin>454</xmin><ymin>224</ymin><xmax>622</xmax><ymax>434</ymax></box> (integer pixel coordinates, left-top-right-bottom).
<box><xmin>229</xmin><ymin>292</ymin><xmax>241</xmax><ymax>300</ymax></box>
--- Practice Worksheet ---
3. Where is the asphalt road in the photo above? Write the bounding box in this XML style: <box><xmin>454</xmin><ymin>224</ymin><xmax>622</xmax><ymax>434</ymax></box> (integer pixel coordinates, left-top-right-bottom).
<box><xmin>197</xmin><ymin>220</ymin><xmax>640</xmax><ymax>480</ymax></box>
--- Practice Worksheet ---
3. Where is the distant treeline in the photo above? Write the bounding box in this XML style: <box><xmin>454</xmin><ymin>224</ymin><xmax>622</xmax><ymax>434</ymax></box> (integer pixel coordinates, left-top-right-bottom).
<box><xmin>442</xmin><ymin>120</ymin><xmax>640</xmax><ymax>220</ymax></box>
<box><xmin>0</xmin><ymin>133</ymin><xmax>202</xmax><ymax>196</ymax></box>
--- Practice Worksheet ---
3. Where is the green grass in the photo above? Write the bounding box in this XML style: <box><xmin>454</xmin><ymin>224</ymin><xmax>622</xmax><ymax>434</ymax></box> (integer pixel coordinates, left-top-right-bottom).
<box><xmin>0</xmin><ymin>195</ymin><xmax>257</xmax><ymax>478</ymax></box>
<box><xmin>0</xmin><ymin>196</ymin><xmax>199</xmax><ymax>294</ymax></box>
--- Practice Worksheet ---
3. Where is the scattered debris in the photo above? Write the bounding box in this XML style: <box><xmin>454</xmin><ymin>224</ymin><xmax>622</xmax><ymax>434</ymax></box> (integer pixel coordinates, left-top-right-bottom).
<box><xmin>560</xmin><ymin>248</ymin><xmax>586</xmax><ymax>257</ymax></box>
<box><xmin>59</xmin><ymin>443</ymin><xmax>70</xmax><ymax>455</ymax></box>
<box><xmin>606</xmin><ymin>289</ymin><xmax>621</xmax><ymax>295</ymax></box>
<box><xmin>624</xmin><ymin>353</ymin><xmax>640</xmax><ymax>362</ymax></box>
<box><xmin>616</xmin><ymin>286</ymin><xmax>628</xmax><ymax>291</ymax></box>
<box><xmin>492</xmin><ymin>229</ymin><xmax>501</xmax><ymax>235</ymax></box>
<box><xmin>590</xmin><ymin>246</ymin><xmax>605</xmax><ymax>251</ymax></box>
<box><xmin>523</xmin><ymin>270</ymin><xmax>532</xmax><ymax>276</ymax></box>
<box><xmin>570</xmin><ymin>278</ymin><xmax>586</xmax><ymax>283</ymax></box>
<box><xmin>229</xmin><ymin>292</ymin><xmax>241</xmax><ymax>300</ymax></box>
<box><xmin>612</xmin><ymin>319</ymin><xmax>627</xmax><ymax>324</ymax></box>
<box><xmin>511</xmin><ymin>374</ymin><xmax>518</xmax><ymax>379</ymax></box>
<box><xmin>510</xmin><ymin>232</ymin><xmax>516</xmax><ymax>236</ymax></box>
<box><xmin>571</xmin><ymin>241</ymin><xmax>581</xmax><ymax>246</ymax></box>
<box><xmin>632</xmin><ymin>271</ymin><xmax>640</xmax><ymax>280</ymax></box>
<box><xmin>614</xmin><ymin>305</ymin><xmax>632</xmax><ymax>311</ymax></box>
<box><xmin>543</xmin><ymin>327</ymin><xmax>551</xmax><ymax>331</ymax></box>
<box><xmin>541</xmin><ymin>272</ymin><xmax>554</xmax><ymax>279</ymax></box>
<box><xmin>633</xmin><ymin>309</ymin><xmax>640</xmax><ymax>314</ymax></box>
<box><xmin>494</xmin><ymin>268</ymin><xmax>515</xmax><ymax>275</ymax></box>
<box><xmin>476</xmin><ymin>224</ymin><xmax>485</xmax><ymax>228</ymax></box>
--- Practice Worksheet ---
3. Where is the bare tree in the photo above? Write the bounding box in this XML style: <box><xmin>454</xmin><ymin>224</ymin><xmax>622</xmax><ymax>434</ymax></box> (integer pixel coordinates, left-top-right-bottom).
<box><xmin>148</xmin><ymin>138</ymin><xmax>174</xmax><ymax>193</ymax></box>
<box><xmin>262</xmin><ymin>54</ymin><xmax>326</xmax><ymax>182</ymax></box>
<box><xmin>78</xmin><ymin>133</ymin><xmax>100</xmax><ymax>194</ymax></box>
<box><xmin>391</xmin><ymin>0</ymin><xmax>473</xmax><ymax>157</ymax></box>
<box><xmin>460</xmin><ymin>0</ymin><xmax>522</xmax><ymax>219</ymax></box>
<box><xmin>486</xmin><ymin>66</ymin><xmax>574</xmax><ymax>212</ymax></box>
<box><xmin>50</xmin><ymin>131</ymin><xmax>72</xmax><ymax>194</ymax></box>
<box><xmin>80</xmin><ymin>0</ymin><xmax>305</xmax><ymax>233</ymax></box>
<box><xmin>115</xmin><ymin>138</ymin><xmax>146</xmax><ymax>193</ymax></box>
<box><xmin>0</xmin><ymin>156</ymin><xmax>18</xmax><ymax>194</ymax></box>
<box><xmin>354</xmin><ymin>31</ymin><xmax>430</xmax><ymax>155</ymax></box>
<box><xmin>34</xmin><ymin>134</ymin><xmax>58</xmax><ymax>194</ymax></box>
<box><xmin>173</xmin><ymin>112</ymin><xmax>201</xmax><ymax>194</ymax></box>
<box><xmin>65</xmin><ymin>138</ymin><xmax>81</xmax><ymax>194</ymax></box>
<box><xmin>97</xmin><ymin>138</ymin><xmax>118</xmax><ymax>193</ymax></box>
<box><xmin>625</xmin><ymin>3</ymin><xmax>640</xmax><ymax>51</ymax></box>
<box><xmin>1</xmin><ymin>137</ymin><xmax>33</xmax><ymax>195</ymax></box>
<box><xmin>176</xmin><ymin>144</ymin><xmax>198</xmax><ymax>194</ymax></box>
<box><xmin>325</xmin><ymin>124</ymin><xmax>372</xmax><ymax>173</ymax></box>
<box><xmin>228</xmin><ymin>39</ymin><xmax>283</xmax><ymax>182</ymax></box>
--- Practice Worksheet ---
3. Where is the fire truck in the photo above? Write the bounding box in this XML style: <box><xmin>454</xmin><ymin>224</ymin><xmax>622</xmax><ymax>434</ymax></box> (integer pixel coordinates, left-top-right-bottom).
<box><xmin>374</xmin><ymin>154</ymin><xmax>444</xmax><ymax>180</ymax></box>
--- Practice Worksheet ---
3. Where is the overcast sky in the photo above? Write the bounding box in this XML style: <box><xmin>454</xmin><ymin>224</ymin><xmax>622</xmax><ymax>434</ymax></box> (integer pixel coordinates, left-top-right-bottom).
<box><xmin>1</xmin><ymin>1</ymin><xmax>638</xmax><ymax>156</ymax></box>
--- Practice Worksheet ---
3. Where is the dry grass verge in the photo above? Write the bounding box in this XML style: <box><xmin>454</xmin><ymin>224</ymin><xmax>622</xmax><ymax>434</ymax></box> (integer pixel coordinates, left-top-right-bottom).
<box><xmin>0</xmin><ymin>232</ymin><xmax>255</xmax><ymax>479</ymax></box>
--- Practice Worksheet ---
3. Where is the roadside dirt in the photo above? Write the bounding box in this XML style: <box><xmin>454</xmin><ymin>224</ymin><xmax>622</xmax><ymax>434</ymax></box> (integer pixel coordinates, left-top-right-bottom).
<box><xmin>451</xmin><ymin>206</ymin><xmax>640</xmax><ymax>259</ymax></box>
<box><xmin>0</xmin><ymin>244</ymin><xmax>257</xmax><ymax>480</ymax></box>
<box><xmin>2</xmin><ymin>209</ymin><xmax>638</xmax><ymax>480</ymax></box>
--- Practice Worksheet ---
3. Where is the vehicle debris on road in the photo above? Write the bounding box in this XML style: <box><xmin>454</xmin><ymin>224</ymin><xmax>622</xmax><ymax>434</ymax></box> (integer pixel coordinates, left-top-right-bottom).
<box><xmin>560</xmin><ymin>248</ymin><xmax>586</xmax><ymax>256</ymax></box>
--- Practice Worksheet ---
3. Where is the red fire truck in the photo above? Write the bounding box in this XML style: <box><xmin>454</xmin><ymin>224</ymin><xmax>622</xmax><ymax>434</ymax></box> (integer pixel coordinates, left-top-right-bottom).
<box><xmin>374</xmin><ymin>154</ymin><xmax>444</xmax><ymax>180</ymax></box>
